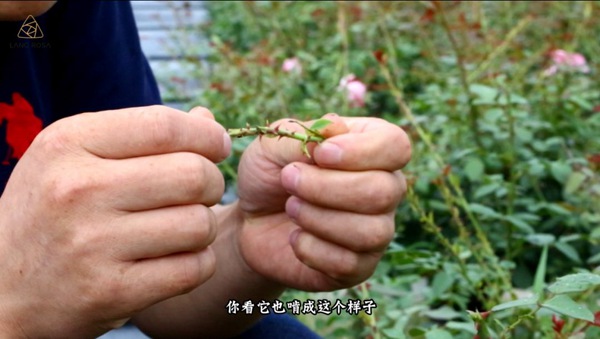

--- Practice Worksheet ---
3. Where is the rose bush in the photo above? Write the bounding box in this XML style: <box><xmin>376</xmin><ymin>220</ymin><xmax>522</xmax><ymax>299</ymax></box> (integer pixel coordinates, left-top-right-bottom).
<box><xmin>158</xmin><ymin>2</ymin><xmax>600</xmax><ymax>338</ymax></box>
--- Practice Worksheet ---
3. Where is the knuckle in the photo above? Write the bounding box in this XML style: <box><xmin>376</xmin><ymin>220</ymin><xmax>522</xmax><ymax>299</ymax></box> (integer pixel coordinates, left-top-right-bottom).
<box><xmin>395</xmin><ymin>127</ymin><xmax>412</xmax><ymax>166</ymax></box>
<box><xmin>140</xmin><ymin>107</ymin><xmax>181</xmax><ymax>148</ymax></box>
<box><xmin>45</xmin><ymin>172</ymin><xmax>100</xmax><ymax>205</ymax></box>
<box><xmin>356</xmin><ymin>218</ymin><xmax>394</xmax><ymax>251</ymax></box>
<box><xmin>187</xmin><ymin>207</ymin><xmax>216</xmax><ymax>249</ymax></box>
<box><xmin>175</xmin><ymin>154</ymin><xmax>207</xmax><ymax>199</ymax></box>
<box><xmin>33</xmin><ymin>119</ymin><xmax>75</xmax><ymax>156</ymax></box>
<box><xmin>174</xmin><ymin>154</ymin><xmax>224</xmax><ymax>205</ymax></box>
<box><xmin>358</xmin><ymin>173</ymin><xmax>400</xmax><ymax>212</ymax></box>
<box><xmin>79</xmin><ymin>273</ymin><xmax>123</xmax><ymax>312</ymax></box>
<box><xmin>172</xmin><ymin>251</ymin><xmax>215</xmax><ymax>294</ymax></box>
<box><xmin>331</xmin><ymin>252</ymin><xmax>361</xmax><ymax>279</ymax></box>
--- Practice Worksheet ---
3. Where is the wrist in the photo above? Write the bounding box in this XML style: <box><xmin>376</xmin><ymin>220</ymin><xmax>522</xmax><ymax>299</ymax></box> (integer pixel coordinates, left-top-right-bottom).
<box><xmin>213</xmin><ymin>201</ymin><xmax>286</xmax><ymax>294</ymax></box>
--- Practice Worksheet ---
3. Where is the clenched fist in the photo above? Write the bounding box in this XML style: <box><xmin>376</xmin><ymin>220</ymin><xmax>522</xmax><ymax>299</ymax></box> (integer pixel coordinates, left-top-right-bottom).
<box><xmin>0</xmin><ymin>106</ymin><xmax>230</xmax><ymax>338</ymax></box>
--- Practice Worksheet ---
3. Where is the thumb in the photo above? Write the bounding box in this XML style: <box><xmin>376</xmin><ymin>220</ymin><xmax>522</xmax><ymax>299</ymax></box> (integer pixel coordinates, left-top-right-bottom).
<box><xmin>188</xmin><ymin>106</ymin><xmax>215</xmax><ymax>120</ymax></box>
<box><xmin>252</xmin><ymin>114</ymin><xmax>348</xmax><ymax>167</ymax></box>
<box><xmin>318</xmin><ymin>113</ymin><xmax>349</xmax><ymax>139</ymax></box>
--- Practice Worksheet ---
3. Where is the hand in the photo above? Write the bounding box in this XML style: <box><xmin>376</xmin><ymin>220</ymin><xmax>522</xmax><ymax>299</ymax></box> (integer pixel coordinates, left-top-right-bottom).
<box><xmin>0</xmin><ymin>106</ymin><xmax>230</xmax><ymax>338</ymax></box>
<box><xmin>235</xmin><ymin>114</ymin><xmax>410</xmax><ymax>291</ymax></box>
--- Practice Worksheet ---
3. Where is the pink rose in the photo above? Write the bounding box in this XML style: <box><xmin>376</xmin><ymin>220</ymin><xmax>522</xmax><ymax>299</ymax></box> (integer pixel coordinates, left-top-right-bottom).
<box><xmin>544</xmin><ymin>49</ymin><xmax>590</xmax><ymax>76</ymax></box>
<box><xmin>339</xmin><ymin>74</ymin><xmax>367</xmax><ymax>107</ymax></box>
<box><xmin>282</xmin><ymin>57</ymin><xmax>302</xmax><ymax>73</ymax></box>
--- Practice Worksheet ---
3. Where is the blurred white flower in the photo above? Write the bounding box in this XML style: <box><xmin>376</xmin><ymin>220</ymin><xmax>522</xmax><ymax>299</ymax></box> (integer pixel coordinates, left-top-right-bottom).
<box><xmin>282</xmin><ymin>57</ymin><xmax>302</xmax><ymax>73</ymax></box>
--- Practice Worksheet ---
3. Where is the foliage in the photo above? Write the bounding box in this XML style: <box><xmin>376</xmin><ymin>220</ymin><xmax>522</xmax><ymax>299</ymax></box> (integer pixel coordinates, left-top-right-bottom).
<box><xmin>159</xmin><ymin>1</ymin><xmax>600</xmax><ymax>338</ymax></box>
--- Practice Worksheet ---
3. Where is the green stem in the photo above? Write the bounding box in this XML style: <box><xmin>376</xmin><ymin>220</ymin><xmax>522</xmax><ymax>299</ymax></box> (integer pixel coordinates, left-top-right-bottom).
<box><xmin>436</xmin><ymin>2</ymin><xmax>483</xmax><ymax>149</ymax></box>
<box><xmin>227</xmin><ymin>125</ymin><xmax>325</xmax><ymax>143</ymax></box>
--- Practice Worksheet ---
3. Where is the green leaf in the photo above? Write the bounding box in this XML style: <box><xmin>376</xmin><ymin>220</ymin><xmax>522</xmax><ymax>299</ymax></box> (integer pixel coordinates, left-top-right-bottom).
<box><xmin>503</xmin><ymin>215</ymin><xmax>534</xmax><ymax>234</ymax></box>
<box><xmin>474</xmin><ymin>182</ymin><xmax>500</xmax><ymax>199</ymax></box>
<box><xmin>425</xmin><ymin>328</ymin><xmax>454</xmax><ymax>339</ymax></box>
<box><xmin>554</xmin><ymin>242</ymin><xmax>582</xmax><ymax>264</ymax></box>
<box><xmin>564</xmin><ymin>171</ymin><xmax>587</xmax><ymax>195</ymax></box>
<box><xmin>423</xmin><ymin>306</ymin><xmax>462</xmax><ymax>321</ymax></box>
<box><xmin>541</xmin><ymin>295</ymin><xmax>594</xmax><ymax>322</ymax></box>
<box><xmin>587</xmin><ymin>252</ymin><xmax>600</xmax><ymax>265</ymax></box>
<box><xmin>550</xmin><ymin>162</ymin><xmax>572</xmax><ymax>184</ymax></box>
<box><xmin>469</xmin><ymin>203</ymin><xmax>501</xmax><ymax>219</ymax></box>
<box><xmin>491</xmin><ymin>297</ymin><xmax>538</xmax><ymax>312</ymax></box>
<box><xmin>381</xmin><ymin>328</ymin><xmax>406</xmax><ymax>339</ymax></box>
<box><xmin>431</xmin><ymin>271</ymin><xmax>454</xmax><ymax>299</ymax></box>
<box><xmin>526</xmin><ymin>234</ymin><xmax>556</xmax><ymax>247</ymax></box>
<box><xmin>446</xmin><ymin>321</ymin><xmax>477</xmax><ymax>334</ymax></box>
<box><xmin>470</xmin><ymin>84</ymin><xmax>499</xmax><ymax>105</ymax></box>
<box><xmin>533</xmin><ymin>245</ymin><xmax>549</xmax><ymax>295</ymax></box>
<box><xmin>591</xmin><ymin>227</ymin><xmax>600</xmax><ymax>240</ymax></box>
<box><xmin>408</xmin><ymin>328</ymin><xmax>426</xmax><ymax>336</ymax></box>
<box><xmin>542</xmin><ymin>203</ymin><xmax>571</xmax><ymax>216</ymax></box>
<box><xmin>547</xmin><ymin>273</ymin><xmax>600</xmax><ymax>294</ymax></box>
<box><xmin>309</xmin><ymin>119</ymin><xmax>332</xmax><ymax>132</ymax></box>
<box><xmin>464</xmin><ymin>158</ymin><xmax>485</xmax><ymax>182</ymax></box>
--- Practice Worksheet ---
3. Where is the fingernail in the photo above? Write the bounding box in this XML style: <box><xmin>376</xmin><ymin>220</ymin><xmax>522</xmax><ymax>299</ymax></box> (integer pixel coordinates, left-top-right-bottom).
<box><xmin>281</xmin><ymin>164</ymin><xmax>300</xmax><ymax>193</ymax></box>
<box><xmin>316</xmin><ymin>143</ymin><xmax>342</xmax><ymax>165</ymax></box>
<box><xmin>222</xmin><ymin>132</ymin><xmax>232</xmax><ymax>158</ymax></box>
<box><xmin>286</xmin><ymin>197</ymin><xmax>301</xmax><ymax>222</ymax></box>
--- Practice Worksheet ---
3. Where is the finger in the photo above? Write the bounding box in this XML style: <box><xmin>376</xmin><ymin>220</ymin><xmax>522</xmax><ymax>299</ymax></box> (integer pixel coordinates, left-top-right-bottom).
<box><xmin>124</xmin><ymin>249</ymin><xmax>216</xmax><ymax>306</ymax></box>
<box><xmin>290</xmin><ymin>229</ymin><xmax>382</xmax><ymax>286</ymax></box>
<box><xmin>110</xmin><ymin>204</ymin><xmax>217</xmax><ymax>260</ymax></box>
<box><xmin>66</xmin><ymin>105</ymin><xmax>230</xmax><ymax>161</ymax></box>
<box><xmin>281</xmin><ymin>162</ymin><xmax>406</xmax><ymax>214</ymax></box>
<box><xmin>314</xmin><ymin>117</ymin><xmax>411</xmax><ymax>171</ymax></box>
<box><xmin>188</xmin><ymin>106</ymin><xmax>215</xmax><ymax>120</ymax></box>
<box><xmin>319</xmin><ymin>113</ymin><xmax>350</xmax><ymax>139</ymax></box>
<box><xmin>285</xmin><ymin>197</ymin><xmax>395</xmax><ymax>253</ymax></box>
<box><xmin>101</xmin><ymin>152</ymin><xmax>225</xmax><ymax>211</ymax></box>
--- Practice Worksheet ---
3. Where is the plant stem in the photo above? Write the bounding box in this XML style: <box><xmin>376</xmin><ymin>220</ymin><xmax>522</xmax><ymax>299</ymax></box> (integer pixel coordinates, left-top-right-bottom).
<box><xmin>377</xmin><ymin>40</ymin><xmax>512</xmax><ymax>305</ymax></box>
<box><xmin>227</xmin><ymin>125</ymin><xmax>325</xmax><ymax>143</ymax></box>
<box><xmin>468</xmin><ymin>15</ymin><xmax>532</xmax><ymax>82</ymax></box>
<box><xmin>436</xmin><ymin>2</ymin><xmax>483</xmax><ymax>149</ymax></box>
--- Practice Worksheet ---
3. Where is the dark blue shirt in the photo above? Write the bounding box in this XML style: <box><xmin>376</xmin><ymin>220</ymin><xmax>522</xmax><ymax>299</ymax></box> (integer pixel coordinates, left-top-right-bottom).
<box><xmin>0</xmin><ymin>1</ymin><xmax>161</xmax><ymax>193</ymax></box>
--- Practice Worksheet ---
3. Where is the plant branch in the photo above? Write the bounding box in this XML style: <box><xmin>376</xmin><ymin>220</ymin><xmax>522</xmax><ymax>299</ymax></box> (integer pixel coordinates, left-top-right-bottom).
<box><xmin>227</xmin><ymin>124</ymin><xmax>325</xmax><ymax>143</ymax></box>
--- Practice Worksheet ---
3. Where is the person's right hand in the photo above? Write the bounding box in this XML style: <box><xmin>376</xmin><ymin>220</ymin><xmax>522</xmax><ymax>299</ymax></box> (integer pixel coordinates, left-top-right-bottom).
<box><xmin>0</xmin><ymin>106</ymin><xmax>229</xmax><ymax>338</ymax></box>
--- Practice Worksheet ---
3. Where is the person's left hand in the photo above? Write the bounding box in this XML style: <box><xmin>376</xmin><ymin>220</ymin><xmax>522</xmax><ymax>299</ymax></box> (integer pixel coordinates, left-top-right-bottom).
<box><xmin>234</xmin><ymin>113</ymin><xmax>411</xmax><ymax>291</ymax></box>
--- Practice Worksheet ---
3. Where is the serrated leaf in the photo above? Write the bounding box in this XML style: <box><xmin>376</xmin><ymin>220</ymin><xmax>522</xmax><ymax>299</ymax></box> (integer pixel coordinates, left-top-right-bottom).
<box><xmin>491</xmin><ymin>297</ymin><xmax>538</xmax><ymax>312</ymax></box>
<box><xmin>547</xmin><ymin>273</ymin><xmax>600</xmax><ymax>294</ymax></box>
<box><xmin>310</xmin><ymin>119</ymin><xmax>332</xmax><ymax>132</ymax></box>
<box><xmin>541</xmin><ymin>295</ymin><xmax>594</xmax><ymax>322</ymax></box>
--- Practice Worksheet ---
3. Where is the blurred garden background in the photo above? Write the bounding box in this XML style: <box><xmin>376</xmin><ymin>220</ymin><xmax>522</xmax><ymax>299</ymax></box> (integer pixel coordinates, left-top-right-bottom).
<box><xmin>139</xmin><ymin>1</ymin><xmax>600</xmax><ymax>338</ymax></box>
